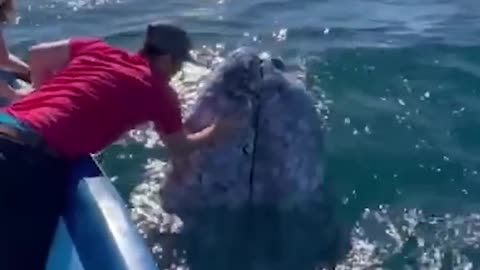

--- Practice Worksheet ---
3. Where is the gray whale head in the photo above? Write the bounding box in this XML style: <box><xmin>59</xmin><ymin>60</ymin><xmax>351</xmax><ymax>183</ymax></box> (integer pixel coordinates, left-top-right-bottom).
<box><xmin>131</xmin><ymin>47</ymin><xmax>350</xmax><ymax>269</ymax></box>
<box><xmin>160</xmin><ymin>46</ymin><xmax>326</xmax><ymax>216</ymax></box>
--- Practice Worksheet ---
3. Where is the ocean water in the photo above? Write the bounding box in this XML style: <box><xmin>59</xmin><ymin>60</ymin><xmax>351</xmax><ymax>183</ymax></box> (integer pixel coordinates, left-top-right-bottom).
<box><xmin>9</xmin><ymin>0</ymin><xmax>480</xmax><ymax>269</ymax></box>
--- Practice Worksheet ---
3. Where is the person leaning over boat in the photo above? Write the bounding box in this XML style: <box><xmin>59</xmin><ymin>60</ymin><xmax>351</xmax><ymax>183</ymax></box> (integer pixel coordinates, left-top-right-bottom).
<box><xmin>0</xmin><ymin>23</ymin><xmax>240</xmax><ymax>269</ymax></box>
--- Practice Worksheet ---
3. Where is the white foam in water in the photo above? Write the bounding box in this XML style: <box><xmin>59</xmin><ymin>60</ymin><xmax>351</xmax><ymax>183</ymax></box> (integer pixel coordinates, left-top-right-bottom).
<box><xmin>39</xmin><ymin>0</ymin><xmax>124</xmax><ymax>11</ymax></box>
<box><xmin>334</xmin><ymin>199</ymin><xmax>480</xmax><ymax>269</ymax></box>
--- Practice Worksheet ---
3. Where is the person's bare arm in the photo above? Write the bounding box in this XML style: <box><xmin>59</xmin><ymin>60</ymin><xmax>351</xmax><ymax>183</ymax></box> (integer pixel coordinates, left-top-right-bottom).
<box><xmin>0</xmin><ymin>39</ymin><xmax>72</xmax><ymax>103</ymax></box>
<box><xmin>153</xmin><ymin>83</ymin><xmax>243</xmax><ymax>181</ymax></box>
<box><xmin>161</xmin><ymin>115</ymin><xmax>242</xmax><ymax>159</ymax></box>
<box><xmin>159</xmin><ymin>121</ymin><xmax>231</xmax><ymax>182</ymax></box>
<box><xmin>29</xmin><ymin>39</ymin><xmax>71</xmax><ymax>88</ymax></box>
<box><xmin>0</xmin><ymin>29</ymin><xmax>30</xmax><ymax>79</ymax></box>
<box><xmin>0</xmin><ymin>82</ymin><xmax>30</xmax><ymax>101</ymax></box>
<box><xmin>160</xmin><ymin>123</ymin><xmax>218</xmax><ymax>158</ymax></box>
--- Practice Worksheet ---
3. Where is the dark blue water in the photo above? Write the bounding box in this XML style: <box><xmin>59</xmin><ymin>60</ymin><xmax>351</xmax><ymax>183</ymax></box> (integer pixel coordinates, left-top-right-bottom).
<box><xmin>10</xmin><ymin>0</ymin><xmax>480</xmax><ymax>268</ymax></box>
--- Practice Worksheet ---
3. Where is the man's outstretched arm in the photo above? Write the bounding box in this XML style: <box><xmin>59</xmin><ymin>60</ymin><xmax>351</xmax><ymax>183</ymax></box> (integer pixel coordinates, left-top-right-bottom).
<box><xmin>152</xmin><ymin>83</ymin><xmax>243</xmax><ymax>179</ymax></box>
<box><xmin>160</xmin><ymin>123</ymin><xmax>218</xmax><ymax>158</ymax></box>
<box><xmin>158</xmin><ymin>118</ymin><xmax>239</xmax><ymax>181</ymax></box>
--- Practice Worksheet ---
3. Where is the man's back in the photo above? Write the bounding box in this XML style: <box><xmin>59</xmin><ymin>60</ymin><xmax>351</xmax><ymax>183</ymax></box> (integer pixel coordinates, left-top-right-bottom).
<box><xmin>6</xmin><ymin>38</ymin><xmax>182</xmax><ymax>159</ymax></box>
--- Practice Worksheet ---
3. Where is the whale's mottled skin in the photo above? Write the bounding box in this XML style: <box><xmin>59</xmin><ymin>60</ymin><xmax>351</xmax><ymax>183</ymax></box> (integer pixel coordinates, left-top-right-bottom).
<box><xmin>159</xmin><ymin>47</ymin><xmax>325</xmax><ymax>216</ymax></box>
<box><xmin>131</xmin><ymin>47</ymin><xmax>348</xmax><ymax>269</ymax></box>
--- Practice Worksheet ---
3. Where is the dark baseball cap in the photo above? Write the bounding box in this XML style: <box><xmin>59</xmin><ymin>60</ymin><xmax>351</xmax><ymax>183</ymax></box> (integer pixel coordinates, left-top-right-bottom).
<box><xmin>144</xmin><ymin>22</ymin><xmax>196</xmax><ymax>63</ymax></box>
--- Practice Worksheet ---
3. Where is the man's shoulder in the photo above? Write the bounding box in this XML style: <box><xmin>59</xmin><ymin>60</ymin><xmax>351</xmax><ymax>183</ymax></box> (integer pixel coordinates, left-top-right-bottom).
<box><xmin>70</xmin><ymin>38</ymin><xmax>143</xmax><ymax>69</ymax></box>
<box><xmin>73</xmin><ymin>37</ymin><xmax>142</xmax><ymax>57</ymax></box>
<box><xmin>69</xmin><ymin>37</ymin><xmax>110</xmax><ymax>56</ymax></box>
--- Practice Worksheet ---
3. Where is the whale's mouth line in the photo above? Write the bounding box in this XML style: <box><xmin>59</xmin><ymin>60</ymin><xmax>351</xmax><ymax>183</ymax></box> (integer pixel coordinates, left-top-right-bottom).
<box><xmin>247</xmin><ymin>56</ymin><xmax>286</xmax><ymax>204</ymax></box>
<box><xmin>248</xmin><ymin>91</ymin><xmax>261</xmax><ymax>204</ymax></box>
<box><xmin>247</xmin><ymin>57</ymin><xmax>268</xmax><ymax>204</ymax></box>
<box><xmin>259</xmin><ymin>59</ymin><xmax>265</xmax><ymax>80</ymax></box>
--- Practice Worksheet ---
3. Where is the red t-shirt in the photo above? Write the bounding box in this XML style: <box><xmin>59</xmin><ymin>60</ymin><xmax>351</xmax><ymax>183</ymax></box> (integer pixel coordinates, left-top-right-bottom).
<box><xmin>6</xmin><ymin>38</ymin><xmax>183</xmax><ymax>159</ymax></box>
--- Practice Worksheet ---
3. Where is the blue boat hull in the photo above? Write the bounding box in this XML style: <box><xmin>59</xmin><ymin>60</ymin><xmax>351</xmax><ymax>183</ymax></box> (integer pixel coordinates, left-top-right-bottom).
<box><xmin>46</xmin><ymin>156</ymin><xmax>158</xmax><ymax>270</ymax></box>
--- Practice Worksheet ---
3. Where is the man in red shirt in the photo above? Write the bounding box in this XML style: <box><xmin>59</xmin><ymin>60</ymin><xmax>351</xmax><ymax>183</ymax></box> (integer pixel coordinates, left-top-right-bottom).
<box><xmin>0</xmin><ymin>23</ymin><xmax>238</xmax><ymax>269</ymax></box>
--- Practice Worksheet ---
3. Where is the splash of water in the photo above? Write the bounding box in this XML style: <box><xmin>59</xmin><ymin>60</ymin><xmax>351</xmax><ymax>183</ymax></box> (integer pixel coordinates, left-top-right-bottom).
<box><xmin>337</xmin><ymin>201</ymin><xmax>480</xmax><ymax>269</ymax></box>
